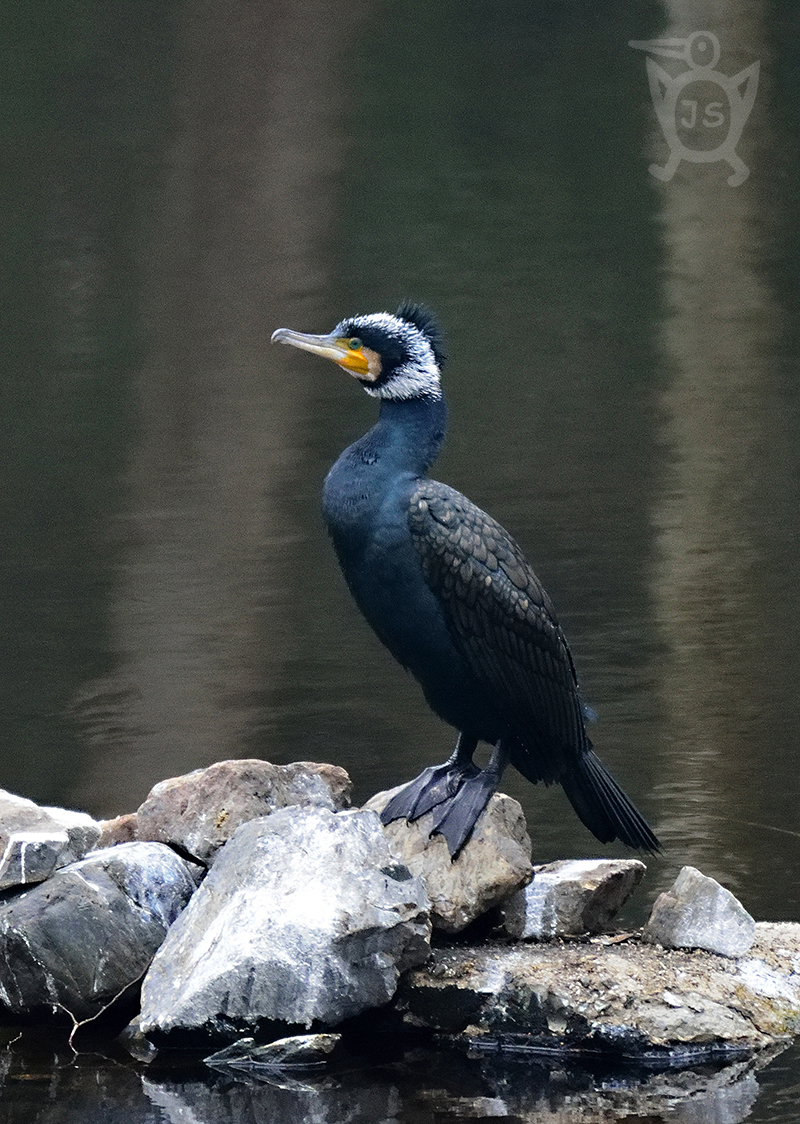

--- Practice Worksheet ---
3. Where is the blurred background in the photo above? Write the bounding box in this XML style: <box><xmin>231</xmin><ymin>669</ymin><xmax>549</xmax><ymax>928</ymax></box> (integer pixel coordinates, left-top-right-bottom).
<box><xmin>2</xmin><ymin>0</ymin><xmax>800</xmax><ymax>938</ymax></box>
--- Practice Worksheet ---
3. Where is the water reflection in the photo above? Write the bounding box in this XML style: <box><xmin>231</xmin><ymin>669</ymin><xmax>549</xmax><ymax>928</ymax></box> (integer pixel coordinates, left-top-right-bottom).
<box><xmin>646</xmin><ymin>5</ymin><xmax>786</xmax><ymax>895</ymax></box>
<box><xmin>142</xmin><ymin>1051</ymin><xmax>767</xmax><ymax>1124</ymax></box>
<box><xmin>0</xmin><ymin>1031</ymin><xmax>792</xmax><ymax>1124</ymax></box>
<box><xmin>63</xmin><ymin>0</ymin><xmax>372</xmax><ymax>811</ymax></box>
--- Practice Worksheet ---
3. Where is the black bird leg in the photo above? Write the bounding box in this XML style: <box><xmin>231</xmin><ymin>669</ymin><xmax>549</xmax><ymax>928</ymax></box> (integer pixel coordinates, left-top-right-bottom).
<box><xmin>379</xmin><ymin>733</ymin><xmax>480</xmax><ymax>824</ymax></box>
<box><xmin>429</xmin><ymin>740</ymin><xmax>511</xmax><ymax>858</ymax></box>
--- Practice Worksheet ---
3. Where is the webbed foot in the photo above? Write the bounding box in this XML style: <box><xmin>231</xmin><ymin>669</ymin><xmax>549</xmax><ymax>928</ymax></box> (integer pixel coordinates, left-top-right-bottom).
<box><xmin>379</xmin><ymin>737</ymin><xmax>509</xmax><ymax>859</ymax></box>
<box><xmin>428</xmin><ymin>768</ymin><xmax>500</xmax><ymax>857</ymax></box>
<box><xmin>379</xmin><ymin>760</ymin><xmax>480</xmax><ymax>825</ymax></box>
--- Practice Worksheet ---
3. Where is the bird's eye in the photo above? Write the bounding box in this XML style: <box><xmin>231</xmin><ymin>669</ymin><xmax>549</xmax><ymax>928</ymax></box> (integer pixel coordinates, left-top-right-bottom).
<box><xmin>348</xmin><ymin>337</ymin><xmax>362</xmax><ymax>350</ymax></box>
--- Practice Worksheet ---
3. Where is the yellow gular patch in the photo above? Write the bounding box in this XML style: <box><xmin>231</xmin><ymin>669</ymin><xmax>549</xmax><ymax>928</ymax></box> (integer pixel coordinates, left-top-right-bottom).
<box><xmin>335</xmin><ymin>342</ymin><xmax>382</xmax><ymax>382</ymax></box>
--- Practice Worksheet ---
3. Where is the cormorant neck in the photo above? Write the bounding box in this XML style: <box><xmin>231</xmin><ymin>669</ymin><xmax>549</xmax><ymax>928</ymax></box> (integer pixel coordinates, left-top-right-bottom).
<box><xmin>322</xmin><ymin>391</ymin><xmax>447</xmax><ymax>549</ymax></box>
<box><xmin>376</xmin><ymin>393</ymin><xmax>447</xmax><ymax>476</ymax></box>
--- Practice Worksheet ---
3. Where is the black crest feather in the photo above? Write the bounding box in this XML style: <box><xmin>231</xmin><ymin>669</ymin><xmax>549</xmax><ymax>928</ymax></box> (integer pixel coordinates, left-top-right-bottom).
<box><xmin>396</xmin><ymin>301</ymin><xmax>447</xmax><ymax>368</ymax></box>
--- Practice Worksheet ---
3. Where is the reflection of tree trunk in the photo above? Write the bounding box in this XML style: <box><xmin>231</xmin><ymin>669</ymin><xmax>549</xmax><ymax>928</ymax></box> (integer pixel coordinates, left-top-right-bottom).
<box><xmin>648</xmin><ymin>4</ymin><xmax>776</xmax><ymax>869</ymax></box>
<box><xmin>70</xmin><ymin>0</ymin><xmax>368</xmax><ymax>813</ymax></box>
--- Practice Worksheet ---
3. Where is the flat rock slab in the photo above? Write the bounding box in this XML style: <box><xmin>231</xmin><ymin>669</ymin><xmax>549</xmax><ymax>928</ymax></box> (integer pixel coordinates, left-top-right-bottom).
<box><xmin>365</xmin><ymin>789</ymin><xmax>532</xmax><ymax>933</ymax></box>
<box><xmin>394</xmin><ymin>922</ymin><xmax>800</xmax><ymax>1058</ymax></box>
<box><xmin>140</xmin><ymin>806</ymin><xmax>431</xmax><ymax>1042</ymax></box>
<box><xmin>0</xmin><ymin>843</ymin><xmax>199</xmax><ymax>1023</ymax></box>
<box><xmin>135</xmin><ymin>759</ymin><xmax>352</xmax><ymax>864</ymax></box>
<box><xmin>503</xmin><ymin>858</ymin><xmax>646</xmax><ymax>939</ymax></box>
<box><xmin>645</xmin><ymin>865</ymin><xmax>756</xmax><ymax>957</ymax></box>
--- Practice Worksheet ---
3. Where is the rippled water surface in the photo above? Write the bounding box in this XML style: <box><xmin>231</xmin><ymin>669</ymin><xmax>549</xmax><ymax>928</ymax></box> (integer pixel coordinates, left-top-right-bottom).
<box><xmin>2</xmin><ymin>0</ymin><xmax>800</xmax><ymax>1120</ymax></box>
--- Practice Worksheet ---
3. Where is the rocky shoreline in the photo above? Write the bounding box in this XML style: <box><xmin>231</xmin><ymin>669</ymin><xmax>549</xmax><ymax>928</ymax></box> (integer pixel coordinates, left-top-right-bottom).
<box><xmin>1</xmin><ymin>759</ymin><xmax>799</xmax><ymax>1071</ymax></box>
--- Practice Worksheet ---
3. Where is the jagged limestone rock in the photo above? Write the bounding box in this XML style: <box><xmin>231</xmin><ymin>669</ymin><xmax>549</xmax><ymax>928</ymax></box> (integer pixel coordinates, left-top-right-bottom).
<box><xmin>645</xmin><ymin>865</ymin><xmax>756</xmax><ymax>957</ymax></box>
<box><xmin>0</xmin><ymin>789</ymin><xmax>101</xmax><ymax>890</ymax></box>
<box><xmin>0</xmin><ymin>832</ymin><xmax>70</xmax><ymax>891</ymax></box>
<box><xmin>139</xmin><ymin>806</ymin><xmax>431</xmax><ymax>1041</ymax></box>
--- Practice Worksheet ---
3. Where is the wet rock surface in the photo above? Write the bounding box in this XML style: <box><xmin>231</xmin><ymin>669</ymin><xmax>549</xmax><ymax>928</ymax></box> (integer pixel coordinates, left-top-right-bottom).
<box><xmin>139</xmin><ymin>806</ymin><xmax>431</xmax><ymax>1041</ymax></box>
<box><xmin>366</xmin><ymin>788</ymin><xmax>533</xmax><ymax>933</ymax></box>
<box><xmin>645</xmin><ymin>864</ymin><xmax>757</xmax><ymax>957</ymax></box>
<box><xmin>135</xmin><ymin>759</ymin><xmax>352</xmax><ymax>865</ymax></box>
<box><xmin>502</xmin><ymin>858</ymin><xmax>646</xmax><ymax>939</ymax></box>
<box><xmin>0</xmin><ymin>842</ymin><xmax>199</xmax><ymax>1023</ymax></box>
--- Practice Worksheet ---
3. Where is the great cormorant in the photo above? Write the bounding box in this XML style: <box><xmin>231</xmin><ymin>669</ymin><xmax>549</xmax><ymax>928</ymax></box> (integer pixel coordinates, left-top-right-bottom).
<box><xmin>271</xmin><ymin>303</ymin><xmax>659</xmax><ymax>858</ymax></box>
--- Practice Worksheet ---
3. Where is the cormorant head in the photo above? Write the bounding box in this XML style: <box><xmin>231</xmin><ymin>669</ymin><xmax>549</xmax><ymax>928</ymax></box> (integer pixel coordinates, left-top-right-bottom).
<box><xmin>271</xmin><ymin>301</ymin><xmax>446</xmax><ymax>401</ymax></box>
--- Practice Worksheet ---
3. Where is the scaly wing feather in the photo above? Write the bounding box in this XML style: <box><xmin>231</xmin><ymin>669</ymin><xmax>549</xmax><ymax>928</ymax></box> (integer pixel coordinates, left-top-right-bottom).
<box><xmin>408</xmin><ymin>480</ymin><xmax>586</xmax><ymax>777</ymax></box>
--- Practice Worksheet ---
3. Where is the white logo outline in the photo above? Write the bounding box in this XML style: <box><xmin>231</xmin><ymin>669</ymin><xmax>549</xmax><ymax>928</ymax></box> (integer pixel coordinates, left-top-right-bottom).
<box><xmin>629</xmin><ymin>31</ymin><xmax>759</xmax><ymax>186</ymax></box>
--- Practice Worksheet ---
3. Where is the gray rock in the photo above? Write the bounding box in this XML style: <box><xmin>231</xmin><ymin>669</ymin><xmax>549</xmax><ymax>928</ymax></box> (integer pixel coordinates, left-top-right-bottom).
<box><xmin>135</xmin><ymin>758</ymin><xmax>352</xmax><ymax>864</ymax></box>
<box><xmin>39</xmin><ymin>803</ymin><xmax>102</xmax><ymax>858</ymax></box>
<box><xmin>117</xmin><ymin>1015</ymin><xmax>159</xmax><ymax>1063</ymax></box>
<box><xmin>0</xmin><ymin>831</ymin><xmax>70</xmax><ymax>891</ymax></box>
<box><xmin>0</xmin><ymin>789</ymin><xmax>101</xmax><ymax>889</ymax></box>
<box><xmin>365</xmin><ymin>788</ymin><xmax>532</xmax><ymax>933</ymax></box>
<box><xmin>205</xmin><ymin>1032</ymin><xmax>341</xmax><ymax>1072</ymax></box>
<box><xmin>645</xmin><ymin>866</ymin><xmax>756</xmax><ymax>957</ymax></box>
<box><xmin>503</xmin><ymin>858</ymin><xmax>646</xmax><ymax>939</ymax></box>
<box><xmin>140</xmin><ymin>806</ymin><xmax>431</xmax><ymax>1040</ymax></box>
<box><xmin>0</xmin><ymin>842</ymin><xmax>199</xmax><ymax>1022</ymax></box>
<box><xmin>394</xmin><ymin>922</ymin><xmax>800</xmax><ymax>1054</ymax></box>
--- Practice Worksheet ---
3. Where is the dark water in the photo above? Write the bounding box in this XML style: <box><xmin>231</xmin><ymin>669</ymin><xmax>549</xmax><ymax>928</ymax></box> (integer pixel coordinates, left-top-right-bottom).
<box><xmin>2</xmin><ymin>0</ymin><xmax>800</xmax><ymax>1119</ymax></box>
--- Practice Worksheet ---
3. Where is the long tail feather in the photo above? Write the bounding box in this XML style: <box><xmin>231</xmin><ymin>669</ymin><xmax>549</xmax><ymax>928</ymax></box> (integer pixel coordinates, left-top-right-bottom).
<box><xmin>561</xmin><ymin>744</ymin><xmax>660</xmax><ymax>853</ymax></box>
